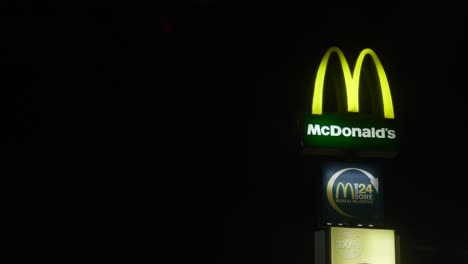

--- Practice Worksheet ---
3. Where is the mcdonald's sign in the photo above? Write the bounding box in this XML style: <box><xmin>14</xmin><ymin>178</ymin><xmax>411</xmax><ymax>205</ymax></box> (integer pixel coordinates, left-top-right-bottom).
<box><xmin>321</xmin><ymin>162</ymin><xmax>384</xmax><ymax>225</ymax></box>
<box><xmin>302</xmin><ymin>47</ymin><xmax>399</xmax><ymax>158</ymax></box>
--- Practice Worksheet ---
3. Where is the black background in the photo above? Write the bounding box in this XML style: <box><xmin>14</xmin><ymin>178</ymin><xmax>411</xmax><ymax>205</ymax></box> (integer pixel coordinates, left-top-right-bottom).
<box><xmin>7</xmin><ymin>1</ymin><xmax>467</xmax><ymax>263</ymax></box>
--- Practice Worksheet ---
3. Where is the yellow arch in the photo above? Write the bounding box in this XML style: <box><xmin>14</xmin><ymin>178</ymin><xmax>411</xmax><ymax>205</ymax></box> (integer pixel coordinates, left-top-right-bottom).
<box><xmin>311</xmin><ymin>47</ymin><xmax>394</xmax><ymax>119</ymax></box>
<box><xmin>336</xmin><ymin>182</ymin><xmax>354</xmax><ymax>199</ymax></box>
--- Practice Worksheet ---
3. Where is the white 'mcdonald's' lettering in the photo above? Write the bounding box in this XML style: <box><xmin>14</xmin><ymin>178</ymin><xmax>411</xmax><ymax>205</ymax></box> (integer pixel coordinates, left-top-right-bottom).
<box><xmin>307</xmin><ymin>124</ymin><xmax>396</xmax><ymax>139</ymax></box>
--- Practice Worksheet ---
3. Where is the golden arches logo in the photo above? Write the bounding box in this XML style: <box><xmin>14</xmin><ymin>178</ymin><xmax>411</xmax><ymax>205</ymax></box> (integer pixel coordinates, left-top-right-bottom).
<box><xmin>327</xmin><ymin>168</ymin><xmax>380</xmax><ymax>217</ymax></box>
<box><xmin>336</xmin><ymin>182</ymin><xmax>354</xmax><ymax>199</ymax></box>
<box><xmin>312</xmin><ymin>47</ymin><xmax>394</xmax><ymax>119</ymax></box>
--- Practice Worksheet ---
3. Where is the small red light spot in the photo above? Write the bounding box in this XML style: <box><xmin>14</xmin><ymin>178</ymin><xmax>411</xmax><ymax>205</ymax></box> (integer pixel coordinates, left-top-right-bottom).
<box><xmin>160</xmin><ymin>16</ymin><xmax>173</xmax><ymax>33</ymax></box>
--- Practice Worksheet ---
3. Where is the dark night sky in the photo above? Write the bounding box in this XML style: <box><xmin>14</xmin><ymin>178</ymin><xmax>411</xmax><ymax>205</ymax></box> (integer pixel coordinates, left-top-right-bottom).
<box><xmin>7</xmin><ymin>1</ymin><xmax>467</xmax><ymax>263</ymax></box>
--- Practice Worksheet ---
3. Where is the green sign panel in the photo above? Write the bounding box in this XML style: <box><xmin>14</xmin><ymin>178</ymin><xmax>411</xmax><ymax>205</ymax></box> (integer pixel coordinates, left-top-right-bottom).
<box><xmin>302</xmin><ymin>113</ymin><xmax>398</xmax><ymax>157</ymax></box>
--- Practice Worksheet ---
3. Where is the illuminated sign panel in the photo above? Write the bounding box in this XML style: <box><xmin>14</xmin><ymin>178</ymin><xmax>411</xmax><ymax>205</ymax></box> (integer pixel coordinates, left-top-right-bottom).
<box><xmin>330</xmin><ymin>227</ymin><xmax>396</xmax><ymax>264</ymax></box>
<box><xmin>302</xmin><ymin>47</ymin><xmax>398</xmax><ymax>158</ymax></box>
<box><xmin>321</xmin><ymin>162</ymin><xmax>384</xmax><ymax>225</ymax></box>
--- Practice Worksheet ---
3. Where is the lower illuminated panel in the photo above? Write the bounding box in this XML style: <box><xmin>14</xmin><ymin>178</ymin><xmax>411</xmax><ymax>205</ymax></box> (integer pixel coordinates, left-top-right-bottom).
<box><xmin>330</xmin><ymin>227</ymin><xmax>396</xmax><ymax>264</ymax></box>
